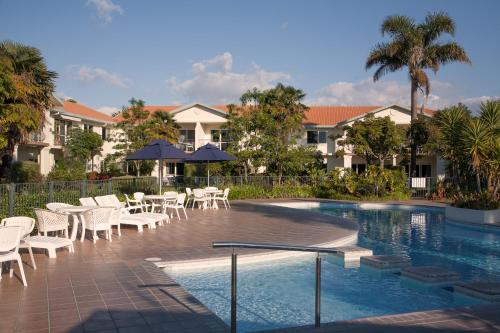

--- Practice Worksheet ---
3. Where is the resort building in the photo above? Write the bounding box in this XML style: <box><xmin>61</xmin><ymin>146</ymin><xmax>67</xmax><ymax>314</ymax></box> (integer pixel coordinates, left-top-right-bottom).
<box><xmin>13</xmin><ymin>97</ymin><xmax>116</xmax><ymax>175</ymax></box>
<box><xmin>143</xmin><ymin>103</ymin><xmax>445</xmax><ymax>179</ymax></box>
<box><xmin>14</xmin><ymin>100</ymin><xmax>445</xmax><ymax>179</ymax></box>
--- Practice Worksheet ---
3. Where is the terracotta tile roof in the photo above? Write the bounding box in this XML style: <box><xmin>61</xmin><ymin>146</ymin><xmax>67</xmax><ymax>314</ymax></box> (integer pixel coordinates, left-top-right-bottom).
<box><xmin>114</xmin><ymin>104</ymin><xmax>434</xmax><ymax>126</ymax></box>
<box><xmin>63</xmin><ymin>100</ymin><xmax>116</xmax><ymax>123</ymax></box>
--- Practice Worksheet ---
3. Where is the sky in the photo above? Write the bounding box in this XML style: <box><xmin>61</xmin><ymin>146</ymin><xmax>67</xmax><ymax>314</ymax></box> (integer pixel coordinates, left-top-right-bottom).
<box><xmin>1</xmin><ymin>0</ymin><xmax>499</xmax><ymax>114</ymax></box>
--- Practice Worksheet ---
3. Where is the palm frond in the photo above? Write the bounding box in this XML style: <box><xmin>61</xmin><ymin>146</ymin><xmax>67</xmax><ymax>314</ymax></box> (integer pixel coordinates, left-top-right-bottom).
<box><xmin>381</xmin><ymin>15</ymin><xmax>415</xmax><ymax>37</ymax></box>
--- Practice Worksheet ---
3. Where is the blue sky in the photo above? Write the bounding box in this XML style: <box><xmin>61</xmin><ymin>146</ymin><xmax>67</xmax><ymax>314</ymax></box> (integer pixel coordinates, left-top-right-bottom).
<box><xmin>1</xmin><ymin>0</ymin><xmax>499</xmax><ymax>114</ymax></box>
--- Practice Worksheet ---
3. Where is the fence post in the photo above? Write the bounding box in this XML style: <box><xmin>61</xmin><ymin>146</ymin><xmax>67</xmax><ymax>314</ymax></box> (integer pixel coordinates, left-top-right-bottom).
<box><xmin>80</xmin><ymin>180</ymin><xmax>87</xmax><ymax>198</ymax></box>
<box><xmin>48</xmin><ymin>181</ymin><xmax>54</xmax><ymax>203</ymax></box>
<box><xmin>107</xmin><ymin>179</ymin><xmax>113</xmax><ymax>194</ymax></box>
<box><xmin>8</xmin><ymin>183</ymin><xmax>15</xmax><ymax>217</ymax></box>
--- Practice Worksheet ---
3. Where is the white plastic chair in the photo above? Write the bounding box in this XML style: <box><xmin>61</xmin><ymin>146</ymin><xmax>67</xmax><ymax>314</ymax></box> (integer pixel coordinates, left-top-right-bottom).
<box><xmin>1</xmin><ymin>217</ymin><xmax>37</xmax><ymax>270</ymax></box>
<box><xmin>214</xmin><ymin>188</ymin><xmax>231</xmax><ymax>209</ymax></box>
<box><xmin>125</xmin><ymin>194</ymin><xmax>145</xmax><ymax>213</ymax></box>
<box><xmin>79</xmin><ymin>197</ymin><xmax>98</xmax><ymax>206</ymax></box>
<box><xmin>163</xmin><ymin>193</ymin><xmax>188</xmax><ymax>220</ymax></box>
<box><xmin>185</xmin><ymin>188</ymin><xmax>194</xmax><ymax>207</ymax></box>
<box><xmin>32</xmin><ymin>209</ymin><xmax>74</xmax><ymax>258</ymax></box>
<box><xmin>46</xmin><ymin>202</ymin><xmax>73</xmax><ymax>212</ymax></box>
<box><xmin>192</xmin><ymin>189</ymin><xmax>209</xmax><ymax>210</ymax></box>
<box><xmin>82</xmin><ymin>208</ymin><xmax>114</xmax><ymax>243</ymax></box>
<box><xmin>0</xmin><ymin>226</ymin><xmax>27</xmax><ymax>286</ymax></box>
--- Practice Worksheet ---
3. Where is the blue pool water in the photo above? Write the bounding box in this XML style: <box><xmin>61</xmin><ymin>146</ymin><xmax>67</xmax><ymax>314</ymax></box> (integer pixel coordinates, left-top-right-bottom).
<box><xmin>169</xmin><ymin>203</ymin><xmax>500</xmax><ymax>332</ymax></box>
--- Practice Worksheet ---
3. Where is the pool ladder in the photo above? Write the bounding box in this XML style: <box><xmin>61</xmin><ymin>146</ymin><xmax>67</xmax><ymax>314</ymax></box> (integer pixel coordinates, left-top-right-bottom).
<box><xmin>212</xmin><ymin>242</ymin><xmax>340</xmax><ymax>333</ymax></box>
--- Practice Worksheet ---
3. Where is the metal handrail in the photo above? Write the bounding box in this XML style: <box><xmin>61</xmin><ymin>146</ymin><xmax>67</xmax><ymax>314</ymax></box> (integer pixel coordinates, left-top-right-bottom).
<box><xmin>212</xmin><ymin>241</ymin><xmax>339</xmax><ymax>333</ymax></box>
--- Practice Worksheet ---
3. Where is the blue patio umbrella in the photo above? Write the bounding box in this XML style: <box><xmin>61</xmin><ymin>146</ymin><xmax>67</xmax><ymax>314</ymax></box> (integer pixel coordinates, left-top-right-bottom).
<box><xmin>126</xmin><ymin>140</ymin><xmax>190</xmax><ymax>193</ymax></box>
<box><xmin>187</xmin><ymin>144</ymin><xmax>236</xmax><ymax>185</ymax></box>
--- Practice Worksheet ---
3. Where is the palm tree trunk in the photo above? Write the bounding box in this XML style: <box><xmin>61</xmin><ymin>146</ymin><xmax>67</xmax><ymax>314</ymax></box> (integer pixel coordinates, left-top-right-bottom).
<box><xmin>410</xmin><ymin>80</ymin><xmax>418</xmax><ymax>177</ymax></box>
<box><xmin>475</xmin><ymin>168</ymin><xmax>481</xmax><ymax>193</ymax></box>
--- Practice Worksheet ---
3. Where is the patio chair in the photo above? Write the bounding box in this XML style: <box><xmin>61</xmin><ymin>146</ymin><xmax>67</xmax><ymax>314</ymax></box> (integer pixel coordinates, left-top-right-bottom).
<box><xmin>192</xmin><ymin>188</ymin><xmax>209</xmax><ymax>210</ymax></box>
<box><xmin>214</xmin><ymin>188</ymin><xmax>231</xmax><ymax>209</ymax></box>
<box><xmin>125</xmin><ymin>194</ymin><xmax>145</xmax><ymax>213</ymax></box>
<box><xmin>1</xmin><ymin>217</ymin><xmax>37</xmax><ymax>270</ymax></box>
<box><xmin>111</xmin><ymin>194</ymin><xmax>169</xmax><ymax>226</ymax></box>
<box><xmin>0</xmin><ymin>226</ymin><xmax>27</xmax><ymax>286</ymax></box>
<box><xmin>82</xmin><ymin>208</ymin><xmax>114</xmax><ymax>243</ymax></box>
<box><xmin>185</xmin><ymin>188</ymin><xmax>194</xmax><ymax>207</ymax></box>
<box><xmin>79</xmin><ymin>197</ymin><xmax>98</xmax><ymax>206</ymax></box>
<box><xmin>163</xmin><ymin>193</ymin><xmax>188</xmax><ymax>220</ymax></box>
<box><xmin>46</xmin><ymin>202</ymin><xmax>73</xmax><ymax>212</ymax></box>
<box><xmin>32</xmin><ymin>209</ymin><xmax>74</xmax><ymax>258</ymax></box>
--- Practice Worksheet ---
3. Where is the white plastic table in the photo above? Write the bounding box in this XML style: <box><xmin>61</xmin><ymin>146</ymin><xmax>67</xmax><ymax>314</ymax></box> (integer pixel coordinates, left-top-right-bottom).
<box><xmin>144</xmin><ymin>194</ymin><xmax>178</xmax><ymax>214</ymax></box>
<box><xmin>204</xmin><ymin>189</ymin><xmax>223</xmax><ymax>209</ymax></box>
<box><xmin>56</xmin><ymin>206</ymin><xmax>95</xmax><ymax>242</ymax></box>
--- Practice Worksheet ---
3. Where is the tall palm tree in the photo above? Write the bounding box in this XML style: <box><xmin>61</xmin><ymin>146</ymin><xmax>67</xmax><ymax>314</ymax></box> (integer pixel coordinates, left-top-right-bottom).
<box><xmin>366</xmin><ymin>12</ymin><xmax>471</xmax><ymax>176</ymax></box>
<box><xmin>0</xmin><ymin>40</ymin><xmax>57</xmax><ymax>162</ymax></box>
<box><xmin>144</xmin><ymin>110</ymin><xmax>180</xmax><ymax>142</ymax></box>
<box><xmin>461</xmin><ymin>118</ymin><xmax>489</xmax><ymax>192</ymax></box>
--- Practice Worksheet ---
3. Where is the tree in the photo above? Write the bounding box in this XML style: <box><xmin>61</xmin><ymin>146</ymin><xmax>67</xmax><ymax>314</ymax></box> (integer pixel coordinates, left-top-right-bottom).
<box><xmin>113</xmin><ymin>98</ymin><xmax>180</xmax><ymax>176</ymax></box>
<box><xmin>336</xmin><ymin>114</ymin><xmax>405</xmax><ymax>168</ymax></box>
<box><xmin>366</xmin><ymin>12</ymin><xmax>471</xmax><ymax>176</ymax></box>
<box><xmin>144</xmin><ymin>110</ymin><xmax>180</xmax><ymax>142</ymax></box>
<box><xmin>66</xmin><ymin>127</ymin><xmax>104</xmax><ymax>172</ymax></box>
<box><xmin>0</xmin><ymin>40</ymin><xmax>57</xmax><ymax>164</ymax></box>
<box><xmin>241</xmin><ymin>83</ymin><xmax>311</xmax><ymax>180</ymax></box>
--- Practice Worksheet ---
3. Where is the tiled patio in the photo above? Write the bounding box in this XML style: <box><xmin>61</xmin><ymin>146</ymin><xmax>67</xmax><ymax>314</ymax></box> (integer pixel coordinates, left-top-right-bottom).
<box><xmin>1</xmin><ymin>200</ymin><xmax>499</xmax><ymax>333</ymax></box>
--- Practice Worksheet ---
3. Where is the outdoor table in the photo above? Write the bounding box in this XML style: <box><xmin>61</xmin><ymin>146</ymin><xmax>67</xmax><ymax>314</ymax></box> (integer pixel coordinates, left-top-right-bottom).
<box><xmin>204</xmin><ymin>189</ymin><xmax>223</xmax><ymax>209</ymax></box>
<box><xmin>56</xmin><ymin>205</ymin><xmax>96</xmax><ymax>242</ymax></box>
<box><xmin>144</xmin><ymin>194</ymin><xmax>178</xmax><ymax>214</ymax></box>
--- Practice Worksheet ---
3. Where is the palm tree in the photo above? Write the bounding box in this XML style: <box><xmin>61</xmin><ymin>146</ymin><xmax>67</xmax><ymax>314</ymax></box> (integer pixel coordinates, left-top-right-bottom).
<box><xmin>144</xmin><ymin>110</ymin><xmax>180</xmax><ymax>143</ymax></box>
<box><xmin>366</xmin><ymin>12</ymin><xmax>471</xmax><ymax>176</ymax></box>
<box><xmin>461</xmin><ymin>118</ymin><xmax>489</xmax><ymax>192</ymax></box>
<box><xmin>0</xmin><ymin>40</ymin><xmax>57</xmax><ymax>162</ymax></box>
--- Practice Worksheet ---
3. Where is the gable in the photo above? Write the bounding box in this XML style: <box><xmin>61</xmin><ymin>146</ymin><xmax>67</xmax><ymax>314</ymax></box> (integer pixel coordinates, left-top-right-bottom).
<box><xmin>172</xmin><ymin>104</ymin><xmax>228</xmax><ymax>123</ymax></box>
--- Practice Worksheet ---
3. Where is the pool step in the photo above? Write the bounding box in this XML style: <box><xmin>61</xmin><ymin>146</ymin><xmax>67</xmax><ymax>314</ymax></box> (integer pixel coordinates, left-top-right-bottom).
<box><xmin>401</xmin><ymin>266</ymin><xmax>460</xmax><ymax>287</ymax></box>
<box><xmin>454</xmin><ymin>281</ymin><xmax>500</xmax><ymax>301</ymax></box>
<box><xmin>360</xmin><ymin>255</ymin><xmax>411</xmax><ymax>273</ymax></box>
<box><xmin>333</xmin><ymin>246</ymin><xmax>373</xmax><ymax>263</ymax></box>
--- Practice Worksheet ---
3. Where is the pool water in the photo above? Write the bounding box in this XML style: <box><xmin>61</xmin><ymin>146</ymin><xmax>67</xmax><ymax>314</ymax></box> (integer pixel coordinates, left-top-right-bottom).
<box><xmin>168</xmin><ymin>204</ymin><xmax>500</xmax><ymax>332</ymax></box>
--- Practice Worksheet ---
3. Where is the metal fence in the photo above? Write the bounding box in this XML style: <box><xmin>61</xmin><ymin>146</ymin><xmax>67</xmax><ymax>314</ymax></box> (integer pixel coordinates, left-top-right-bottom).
<box><xmin>0</xmin><ymin>175</ymin><xmax>438</xmax><ymax>219</ymax></box>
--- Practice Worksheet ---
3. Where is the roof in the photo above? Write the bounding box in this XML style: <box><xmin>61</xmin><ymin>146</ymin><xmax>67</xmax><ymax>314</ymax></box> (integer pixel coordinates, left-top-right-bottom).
<box><xmin>62</xmin><ymin>100</ymin><xmax>116</xmax><ymax>123</ymax></box>
<box><xmin>115</xmin><ymin>104</ymin><xmax>434</xmax><ymax>126</ymax></box>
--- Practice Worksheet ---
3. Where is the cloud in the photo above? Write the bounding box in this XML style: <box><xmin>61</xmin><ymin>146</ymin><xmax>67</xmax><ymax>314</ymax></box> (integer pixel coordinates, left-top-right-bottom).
<box><xmin>97</xmin><ymin>106</ymin><xmax>121</xmax><ymax>115</ymax></box>
<box><xmin>72</xmin><ymin>66</ymin><xmax>130</xmax><ymax>88</ymax></box>
<box><xmin>308</xmin><ymin>78</ymin><xmax>461</xmax><ymax>109</ymax></box>
<box><xmin>87</xmin><ymin>0</ymin><xmax>123</xmax><ymax>23</ymax></box>
<box><xmin>167</xmin><ymin>52</ymin><xmax>291</xmax><ymax>104</ymax></box>
<box><xmin>460</xmin><ymin>95</ymin><xmax>500</xmax><ymax>110</ymax></box>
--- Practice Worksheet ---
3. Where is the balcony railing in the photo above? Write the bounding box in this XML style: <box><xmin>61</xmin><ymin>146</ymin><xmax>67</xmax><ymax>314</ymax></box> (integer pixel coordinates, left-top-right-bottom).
<box><xmin>54</xmin><ymin>135</ymin><xmax>65</xmax><ymax>146</ymax></box>
<box><xmin>176</xmin><ymin>140</ymin><xmax>195</xmax><ymax>152</ymax></box>
<box><xmin>22</xmin><ymin>132</ymin><xmax>48</xmax><ymax>146</ymax></box>
<box><xmin>198</xmin><ymin>139</ymin><xmax>231</xmax><ymax>150</ymax></box>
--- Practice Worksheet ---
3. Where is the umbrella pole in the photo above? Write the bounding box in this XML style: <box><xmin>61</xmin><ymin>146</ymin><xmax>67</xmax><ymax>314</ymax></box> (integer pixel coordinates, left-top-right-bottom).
<box><xmin>207</xmin><ymin>161</ymin><xmax>210</xmax><ymax>186</ymax></box>
<box><xmin>159</xmin><ymin>160</ymin><xmax>162</xmax><ymax>194</ymax></box>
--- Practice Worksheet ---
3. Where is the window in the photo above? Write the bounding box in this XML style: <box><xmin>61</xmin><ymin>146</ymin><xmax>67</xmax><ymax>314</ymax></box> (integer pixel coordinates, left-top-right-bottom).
<box><xmin>211</xmin><ymin>129</ymin><xmax>230</xmax><ymax>142</ymax></box>
<box><xmin>352</xmin><ymin>163</ymin><xmax>366</xmax><ymax>174</ymax></box>
<box><xmin>83</xmin><ymin>124</ymin><xmax>93</xmax><ymax>132</ymax></box>
<box><xmin>179</xmin><ymin>129</ymin><xmax>195</xmax><ymax>143</ymax></box>
<box><xmin>307</xmin><ymin>130</ymin><xmax>327</xmax><ymax>144</ymax></box>
<box><xmin>405</xmin><ymin>165</ymin><xmax>432</xmax><ymax>177</ymax></box>
<box><xmin>101</xmin><ymin>127</ymin><xmax>108</xmax><ymax>140</ymax></box>
<box><xmin>54</xmin><ymin>119</ymin><xmax>73</xmax><ymax>145</ymax></box>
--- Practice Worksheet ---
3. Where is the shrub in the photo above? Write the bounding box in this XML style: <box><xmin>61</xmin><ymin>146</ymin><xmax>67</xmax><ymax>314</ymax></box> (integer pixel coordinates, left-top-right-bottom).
<box><xmin>6</xmin><ymin>161</ymin><xmax>43</xmax><ymax>183</ymax></box>
<box><xmin>452</xmin><ymin>191</ymin><xmax>500</xmax><ymax>210</ymax></box>
<box><xmin>47</xmin><ymin>161</ymin><xmax>86</xmax><ymax>181</ymax></box>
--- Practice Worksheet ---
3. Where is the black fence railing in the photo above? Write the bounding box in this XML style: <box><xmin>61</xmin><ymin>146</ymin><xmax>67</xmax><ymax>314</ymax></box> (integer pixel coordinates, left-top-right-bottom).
<box><xmin>0</xmin><ymin>175</ymin><xmax>441</xmax><ymax>219</ymax></box>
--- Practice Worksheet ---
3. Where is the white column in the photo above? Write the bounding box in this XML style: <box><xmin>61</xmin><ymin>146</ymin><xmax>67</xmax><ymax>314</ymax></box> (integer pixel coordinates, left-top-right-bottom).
<box><xmin>343</xmin><ymin>155</ymin><xmax>352</xmax><ymax>169</ymax></box>
<box><xmin>436</xmin><ymin>155</ymin><xmax>447</xmax><ymax>180</ymax></box>
<box><xmin>12</xmin><ymin>145</ymin><xmax>19</xmax><ymax>161</ymax></box>
<box><xmin>194</xmin><ymin>122</ymin><xmax>203</xmax><ymax>150</ymax></box>
<box><xmin>39</xmin><ymin>147</ymin><xmax>51</xmax><ymax>176</ymax></box>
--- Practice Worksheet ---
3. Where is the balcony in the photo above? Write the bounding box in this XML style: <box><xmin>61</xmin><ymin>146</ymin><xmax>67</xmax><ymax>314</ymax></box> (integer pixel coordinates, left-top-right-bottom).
<box><xmin>54</xmin><ymin>135</ymin><xmax>65</xmax><ymax>147</ymax></box>
<box><xmin>176</xmin><ymin>140</ymin><xmax>195</xmax><ymax>152</ymax></box>
<box><xmin>22</xmin><ymin>132</ymin><xmax>49</xmax><ymax>147</ymax></box>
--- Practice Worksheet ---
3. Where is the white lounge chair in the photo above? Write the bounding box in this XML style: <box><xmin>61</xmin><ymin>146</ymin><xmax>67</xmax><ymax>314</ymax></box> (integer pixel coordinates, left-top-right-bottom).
<box><xmin>108</xmin><ymin>194</ymin><xmax>169</xmax><ymax>226</ymax></box>
<box><xmin>192</xmin><ymin>189</ymin><xmax>209</xmax><ymax>210</ymax></box>
<box><xmin>1</xmin><ymin>217</ymin><xmax>37</xmax><ymax>270</ymax></box>
<box><xmin>82</xmin><ymin>208</ymin><xmax>114</xmax><ymax>243</ymax></box>
<box><xmin>0</xmin><ymin>226</ymin><xmax>27</xmax><ymax>286</ymax></box>
<box><xmin>163</xmin><ymin>193</ymin><xmax>188</xmax><ymax>220</ymax></box>
<box><xmin>79</xmin><ymin>197</ymin><xmax>97</xmax><ymax>206</ymax></box>
<box><xmin>95</xmin><ymin>195</ymin><xmax>157</xmax><ymax>232</ymax></box>
<box><xmin>32</xmin><ymin>209</ymin><xmax>74</xmax><ymax>258</ymax></box>
<box><xmin>214</xmin><ymin>188</ymin><xmax>231</xmax><ymax>209</ymax></box>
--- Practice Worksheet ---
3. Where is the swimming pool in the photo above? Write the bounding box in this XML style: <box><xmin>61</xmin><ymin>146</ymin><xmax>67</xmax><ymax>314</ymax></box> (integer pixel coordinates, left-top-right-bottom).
<box><xmin>168</xmin><ymin>203</ymin><xmax>500</xmax><ymax>332</ymax></box>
